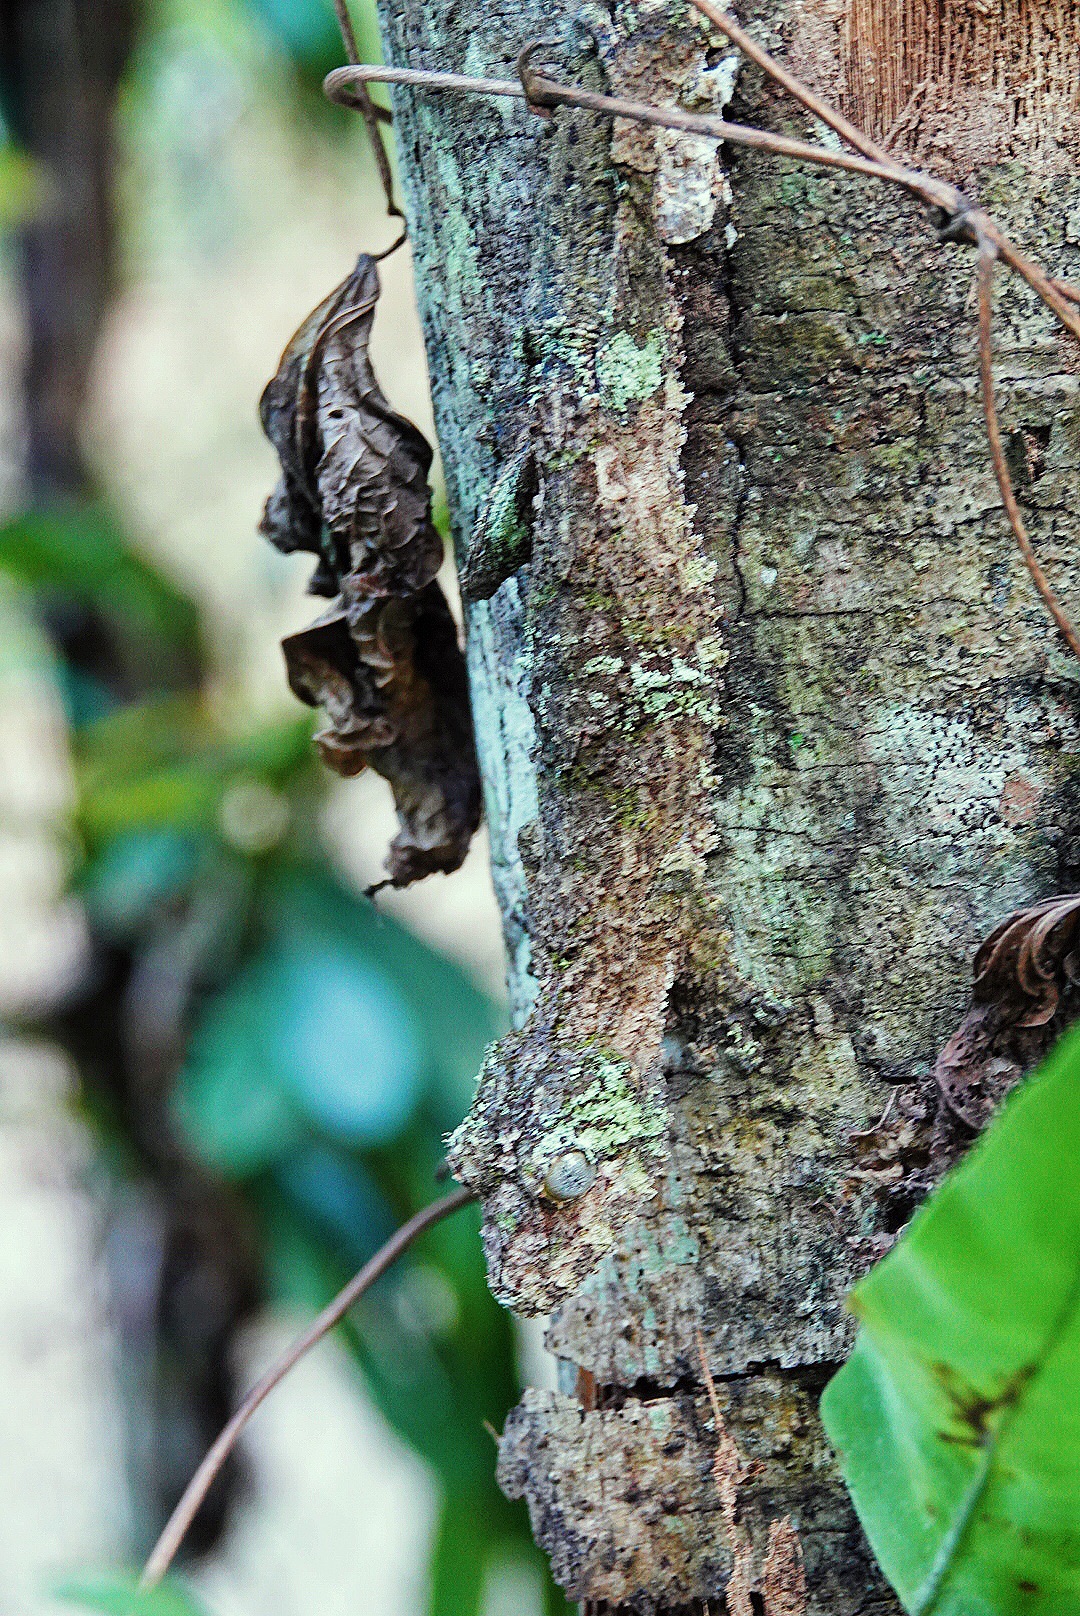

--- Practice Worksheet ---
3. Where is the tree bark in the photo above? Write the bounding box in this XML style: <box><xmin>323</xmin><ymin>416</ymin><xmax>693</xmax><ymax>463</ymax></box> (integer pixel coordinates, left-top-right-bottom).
<box><xmin>376</xmin><ymin>0</ymin><xmax>1080</xmax><ymax>1609</ymax></box>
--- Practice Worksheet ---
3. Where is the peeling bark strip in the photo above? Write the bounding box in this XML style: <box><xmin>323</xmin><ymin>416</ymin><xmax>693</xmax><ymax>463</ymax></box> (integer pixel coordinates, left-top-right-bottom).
<box><xmin>762</xmin><ymin>1518</ymin><xmax>808</xmax><ymax>1616</ymax></box>
<box><xmin>840</xmin><ymin>0</ymin><xmax>1080</xmax><ymax>164</ymax></box>
<box><xmin>379</xmin><ymin>0</ymin><xmax>1080</xmax><ymax>1608</ymax></box>
<box><xmin>259</xmin><ymin>254</ymin><xmax>481</xmax><ymax>886</ymax></box>
<box><xmin>697</xmin><ymin>1335</ymin><xmax>808</xmax><ymax>1616</ymax></box>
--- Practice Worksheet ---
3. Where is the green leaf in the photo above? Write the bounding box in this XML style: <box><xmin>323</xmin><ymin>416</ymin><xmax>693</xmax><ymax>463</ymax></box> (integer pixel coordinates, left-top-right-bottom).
<box><xmin>821</xmin><ymin>1022</ymin><xmax>1080</xmax><ymax>1615</ymax></box>
<box><xmin>277</xmin><ymin>1142</ymin><xmax>395</xmax><ymax>1264</ymax></box>
<box><xmin>0</xmin><ymin>142</ymin><xmax>41</xmax><ymax>227</ymax></box>
<box><xmin>0</xmin><ymin>505</ymin><xmax>199</xmax><ymax>662</ymax></box>
<box><xmin>177</xmin><ymin>931</ymin><xmax>422</xmax><ymax>1166</ymax></box>
<box><xmin>263</xmin><ymin>865</ymin><xmax>505</xmax><ymax>1116</ymax></box>
<box><xmin>55</xmin><ymin>1572</ymin><xmax>207</xmax><ymax>1616</ymax></box>
<box><xmin>428</xmin><ymin>1494</ymin><xmax>488</xmax><ymax>1616</ymax></box>
<box><xmin>244</xmin><ymin>0</ymin><xmax>342</xmax><ymax>69</ymax></box>
<box><xmin>81</xmin><ymin>831</ymin><xmax>203</xmax><ymax>937</ymax></box>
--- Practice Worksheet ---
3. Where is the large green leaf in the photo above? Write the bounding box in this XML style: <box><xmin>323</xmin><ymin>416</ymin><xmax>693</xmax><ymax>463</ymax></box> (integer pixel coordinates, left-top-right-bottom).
<box><xmin>821</xmin><ymin>1022</ymin><xmax>1080</xmax><ymax>1615</ymax></box>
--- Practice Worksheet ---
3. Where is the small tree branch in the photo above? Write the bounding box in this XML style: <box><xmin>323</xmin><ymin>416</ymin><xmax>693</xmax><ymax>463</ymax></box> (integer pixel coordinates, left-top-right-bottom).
<box><xmin>976</xmin><ymin>241</ymin><xmax>1080</xmax><ymax>662</ymax></box>
<box><xmin>140</xmin><ymin>1185</ymin><xmax>476</xmax><ymax>1591</ymax></box>
<box><xmin>330</xmin><ymin>0</ymin><xmax>403</xmax><ymax>220</ymax></box>
<box><xmin>330</xmin><ymin>0</ymin><xmax>361</xmax><ymax>69</ymax></box>
<box><xmin>325</xmin><ymin>64</ymin><xmax>933</xmax><ymax>190</ymax></box>
<box><xmin>979</xmin><ymin>217</ymin><xmax>1080</xmax><ymax>343</ymax></box>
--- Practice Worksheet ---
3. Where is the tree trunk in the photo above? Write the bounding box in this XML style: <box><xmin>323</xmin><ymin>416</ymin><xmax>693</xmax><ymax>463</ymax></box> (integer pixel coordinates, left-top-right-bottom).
<box><xmin>376</xmin><ymin>0</ymin><xmax>1080</xmax><ymax>1609</ymax></box>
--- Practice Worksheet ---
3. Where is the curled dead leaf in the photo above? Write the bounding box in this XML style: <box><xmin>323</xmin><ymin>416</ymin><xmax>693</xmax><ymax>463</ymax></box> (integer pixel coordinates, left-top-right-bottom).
<box><xmin>259</xmin><ymin>253</ymin><xmax>481</xmax><ymax>885</ymax></box>
<box><xmin>935</xmin><ymin>894</ymin><xmax>1080</xmax><ymax>1128</ymax></box>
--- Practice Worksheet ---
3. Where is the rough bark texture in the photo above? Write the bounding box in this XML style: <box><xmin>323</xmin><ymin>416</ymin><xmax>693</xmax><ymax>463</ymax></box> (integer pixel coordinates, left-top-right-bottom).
<box><xmin>377</xmin><ymin>0</ymin><xmax>1080</xmax><ymax>1609</ymax></box>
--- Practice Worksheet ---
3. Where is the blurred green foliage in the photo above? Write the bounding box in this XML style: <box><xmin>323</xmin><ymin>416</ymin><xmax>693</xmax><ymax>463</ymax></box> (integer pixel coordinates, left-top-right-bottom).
<box><xmin>0</xmin><ymin>505</ymin><xmax>202</xmax><ymax>713</ymax></box>
<box><xmin>245</xmin><ymin>0</ymin><xmax>381</xmax><ymax>81</ymax></box>
<box><xmin>0</xmin><ymin>137</ymin><xmax>40</xmax><ymax>227</ymax></box>
<box><xmin>0</xmin><ymin>489</ymin><xmax>561</xmax><ymax>1614</ymax></box>
<box><xmin>0</xmin><ymin>506</ymin><xmax>200</xmax><ymax>656</ymax></box>
<box><xmin>0</xmin><ymin>0</ymin><xmax>567</xmax><ymax>1605</ymax></box>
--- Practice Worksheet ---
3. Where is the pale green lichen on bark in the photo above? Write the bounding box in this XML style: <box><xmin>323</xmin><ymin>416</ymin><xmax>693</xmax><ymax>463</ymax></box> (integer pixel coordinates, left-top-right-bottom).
<box><xmin>479</xmin><ymin>462</ymin><xmax>528</xmax><ymax>567</ymax></box>
<box><xmin>559</xmin><ymin>1053</ymin><xmax>668</xmax><ymax>1150</ymax></box>
<box><xmin>596</xmin><ymin>329</ymin><xmax>666</xmax><ymax>410</ymax></box>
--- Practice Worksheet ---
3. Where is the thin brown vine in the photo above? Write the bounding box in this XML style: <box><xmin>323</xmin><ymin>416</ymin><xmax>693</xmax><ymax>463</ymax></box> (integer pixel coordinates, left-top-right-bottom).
<box><xmin>330</xmin><ymin>0</ymin><xmax>402</xmax><ymax>221</ymax></box>
<box><xmin>139</xmin><ymin>1185</ymin><xmax>475</xmax><ymax>1591</ymax></box>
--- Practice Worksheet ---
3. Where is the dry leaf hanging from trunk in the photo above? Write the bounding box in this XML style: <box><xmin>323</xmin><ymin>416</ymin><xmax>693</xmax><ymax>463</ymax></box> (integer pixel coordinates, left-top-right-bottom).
<box><xmin>935</xmin><ymin>894</ymin><xmax>1080</xmax><ymax>1128</ymax></box>
<box><xmin>259</xmin><ymin>253</ymin><xmax>481</xmax><ymax>886</ymax></box>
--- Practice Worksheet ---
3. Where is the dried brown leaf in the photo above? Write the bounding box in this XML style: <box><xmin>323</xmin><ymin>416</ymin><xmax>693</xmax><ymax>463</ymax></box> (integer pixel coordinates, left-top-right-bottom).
<box><xmin>259</xmin><ymin>255</ymin><xmax>442</xmax><ymax>595</ymax></box>
<box><xmin>936</xmin><ymin>894</ymin><xmax>1080</xmax><ymax>1127</ymax></box>
<box><xmin>259</xmin><ymin>254</ymin><xmax>481</xmax><ymax>886</ymax></box>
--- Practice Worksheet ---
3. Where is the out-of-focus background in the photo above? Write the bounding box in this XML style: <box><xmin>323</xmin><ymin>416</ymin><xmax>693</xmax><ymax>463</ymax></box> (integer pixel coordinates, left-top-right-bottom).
<box><xmin>0</xmin><ymin>2</ymin><xmax>556</xmax><ymax>1612</ymax></box>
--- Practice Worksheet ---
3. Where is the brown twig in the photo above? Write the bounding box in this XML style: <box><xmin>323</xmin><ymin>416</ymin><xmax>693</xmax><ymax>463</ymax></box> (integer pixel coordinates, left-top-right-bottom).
<box><xmin>695</xmin><ymin>1327</ymin><xmax>722</xmax><ymax>1426</ymax></box>
<box><xmin>325</xmin><ymin>64</ymin><xmax>937</xmax><ymax>190</ymax></box>
<box><xmin>140</xmin><ymin>1185</ymin><xmax>475</xmax><ymax>1591</ymax></box>
<box><xmin>976</xmin><ymin>240</ymin><xmax>1080</xmax><ymax>662</ymax></box>
<box><xmin>976</xmin><ymin>216</ymin><xmax>1080</xmax><ymax>344</ymax></box>
<box><xmin>330</xmin><ymin>0</ymin><xmax>403</xmax><ymax>221</ymax></box>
